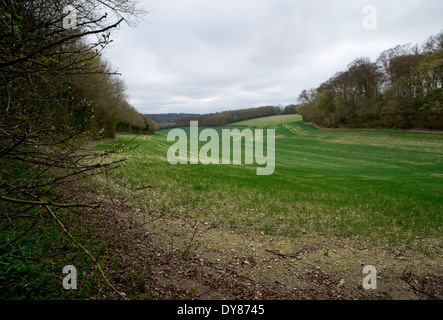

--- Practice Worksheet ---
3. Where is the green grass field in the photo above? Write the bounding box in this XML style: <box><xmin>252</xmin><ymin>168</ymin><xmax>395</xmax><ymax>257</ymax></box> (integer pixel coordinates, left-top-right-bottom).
<box><xmin>96</xmin><ymin>115</ymin><xmax>443</xmax><ymax>250</ymax></box>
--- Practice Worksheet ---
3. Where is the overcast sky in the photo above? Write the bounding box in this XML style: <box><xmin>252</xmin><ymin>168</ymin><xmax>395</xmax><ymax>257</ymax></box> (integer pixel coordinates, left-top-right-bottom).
<box><xmin>103</xmin><ymin>0</ymin><xmax>443</xmax><ymax>115</ymax></box>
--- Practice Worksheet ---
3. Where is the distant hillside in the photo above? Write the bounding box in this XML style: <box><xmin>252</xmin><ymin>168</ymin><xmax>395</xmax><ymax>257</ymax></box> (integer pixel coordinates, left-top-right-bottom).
<box><xmin>175</xmin><ymin>106</ymin><xmax>283</xmax><ymax>127</ymax></box>
<box><xmin>146</xmin><ymin>113</ymin><xmax>200</xmax><ymax>127</ymax></box>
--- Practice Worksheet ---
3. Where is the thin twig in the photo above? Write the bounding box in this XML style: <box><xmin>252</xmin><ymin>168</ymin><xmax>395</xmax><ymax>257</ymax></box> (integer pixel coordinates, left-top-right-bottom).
<box><xmin>401</xmin><ymin>276</ymin><xmax>441</xmax><ymax>300</ymax></box>
<box><xmin>43</xmin><ymin>204</ymin><xmax>128</xmax><ymax>300</ymax></box>
<box><xmin>0</xmin><ymin>195</ymin><xmax>98</xmax><ymax>209</ymax></box>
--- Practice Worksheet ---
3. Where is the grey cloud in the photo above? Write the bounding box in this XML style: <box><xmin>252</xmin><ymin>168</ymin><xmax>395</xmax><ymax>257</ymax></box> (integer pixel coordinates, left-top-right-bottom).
<box><xmin>104</xmin><ymin>0</ymin><xmax>443</xmax><ymax>114</ymax></box>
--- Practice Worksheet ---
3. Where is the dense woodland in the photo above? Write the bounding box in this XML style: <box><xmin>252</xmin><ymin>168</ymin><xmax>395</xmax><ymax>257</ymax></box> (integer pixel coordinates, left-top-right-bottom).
<box><xmin>1</xmin><ymin>1</ymin><xmax>156</xmax><ymax>141</ymax></box>
<box><xmin>175</xmin><ymin>106</ymin><xmax>283</xmax><ymax>127</ymax></box>
<box><xmin>0</xmin><ymin>0</ymin><xmax>156</xmax><ymax>221</ymax></box>
<box><xmin>0</xmin><ymin>0</ymin><xmax>154</xmax><ymax>299</ymax></box>
<box><xmin>297</xmin><ymin>32</ymin><xmax>443</xmax><ymax>129</ymax></box>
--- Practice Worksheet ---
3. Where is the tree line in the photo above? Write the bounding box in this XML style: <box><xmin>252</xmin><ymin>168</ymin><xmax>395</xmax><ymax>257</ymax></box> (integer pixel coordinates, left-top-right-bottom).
<box><xmin>297</xmin><ymin>31</ymin><xmax>443</xmax><ymax>129</ymax></box>
<box><xmin>0</xmin><ymin>0</ymin><xmax>151</xmax><ymax>299</ymax></box>
<box><xmin>65</xmin><ymin>53</ymin><xmax>158</xmax><ymax>138</ymax></box>
<box><xmin>1</xmin><ymin>1</ymin><xmax>156</xmax><ymax>141</ymax></box>
<box><xmin>147</xmin><ymin>113</ymin><xmax>200</xmax><ymax>128</ymax></box>
<box><xmin>175</xmin><ymin>106</ymin><xmax>283</xmax><ymax>127</ymax></box>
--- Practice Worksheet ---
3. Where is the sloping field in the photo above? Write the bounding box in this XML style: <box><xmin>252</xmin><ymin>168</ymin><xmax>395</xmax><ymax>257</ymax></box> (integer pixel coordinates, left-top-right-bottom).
<box><xmin>92</xmin><ymin>115</ymin><xmax>443</xmax><ymax>299</ymax></box>
<box><xmin>98</xmin><ymin>115</ymin><xmax>442</xmax><ymax>249</ymax></box>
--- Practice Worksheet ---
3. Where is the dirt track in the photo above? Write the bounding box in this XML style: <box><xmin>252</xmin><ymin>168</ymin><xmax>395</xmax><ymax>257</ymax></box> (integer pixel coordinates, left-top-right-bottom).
<box><xmin>65</xmin><ymin>180</ymin><xmax>443</xmax><ymax>300</ymax></box>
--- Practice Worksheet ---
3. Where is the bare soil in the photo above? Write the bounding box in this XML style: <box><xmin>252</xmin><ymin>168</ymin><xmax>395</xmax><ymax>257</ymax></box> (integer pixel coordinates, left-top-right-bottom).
<box><xmin>64</xmin><ymin>180</ymin><xmax>443</xmax><ymax>300</ymax></box>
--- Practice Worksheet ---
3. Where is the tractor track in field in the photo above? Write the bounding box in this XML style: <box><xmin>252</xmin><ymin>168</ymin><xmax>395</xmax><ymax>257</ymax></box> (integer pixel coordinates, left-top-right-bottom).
<box><xmin>79</xmin><ymin>119</ymin><xmax>443</xmax><ymax>301</ymax></box>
